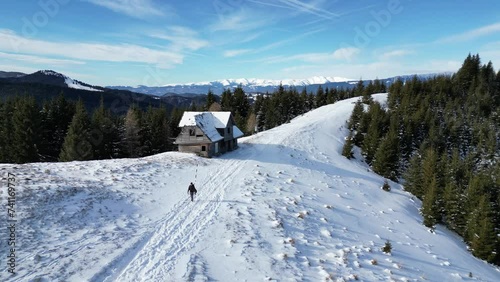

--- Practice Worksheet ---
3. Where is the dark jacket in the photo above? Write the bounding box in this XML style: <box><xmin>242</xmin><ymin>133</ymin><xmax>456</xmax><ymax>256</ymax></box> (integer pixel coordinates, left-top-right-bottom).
<box><xmin>188</xmin><ymin>183</ymin><xmax>197</xmax><ymax>194</ymax></box>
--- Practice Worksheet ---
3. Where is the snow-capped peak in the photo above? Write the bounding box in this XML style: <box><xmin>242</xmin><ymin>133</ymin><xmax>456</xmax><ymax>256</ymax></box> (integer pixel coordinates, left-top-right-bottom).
<box><xmin>40</xmin><ymin>69</ymin><xmax>65</xmax><ymax>78</ymax></box>
<box><xmin>162</xmin><ymin>76</ymin><xmax>353</xmax><ymax>88</ymax></box>
<box><xmin>39</xmin><ymin>70</ymin><xmax>102</xmax><ymax>92</ymax></box>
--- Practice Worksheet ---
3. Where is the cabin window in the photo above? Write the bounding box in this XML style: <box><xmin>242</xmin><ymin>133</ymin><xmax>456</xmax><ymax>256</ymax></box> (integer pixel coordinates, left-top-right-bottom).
<box><xmin>227</xmin><ymin>127</ymin><xmax>231</xmax><ymax>134</ymax></box>
<box><xmin>196</xmin><ymin>134</ymin><xmax>203</xmax><ymax>137</ymax></box>
<box><xmin>201</xmin><ymin>146</ymin><xmax>206</xmax><ymax>151</ymax></box>
<box><xmin>189</xmin><ymin>129</ymin><xmax>195</xmax><ymax>136</ymax></box>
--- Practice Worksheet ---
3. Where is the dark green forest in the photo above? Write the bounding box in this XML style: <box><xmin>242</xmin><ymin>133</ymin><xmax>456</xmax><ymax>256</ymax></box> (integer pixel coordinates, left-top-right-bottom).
<box><xmin>343</xmin><ymin>54</ymin><xmax>500</xmax><ymax>265</ymax></box>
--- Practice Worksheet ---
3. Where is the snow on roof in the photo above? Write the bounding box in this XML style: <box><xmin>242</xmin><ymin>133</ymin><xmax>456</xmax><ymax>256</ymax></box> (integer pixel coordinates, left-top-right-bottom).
<box><xmin>179</xmin><ymin>112</ymin><xmax>231</xmax><ymax>128</ymax></box>
<box><xmin>232</xmin><ymin>125</ymin><xmax>244</xmax><ymax>138</ymax></box>
<box><xmin>178</xmin><ymin>112</ymin><xmax>244</xmax><ymax>141</ymax></box>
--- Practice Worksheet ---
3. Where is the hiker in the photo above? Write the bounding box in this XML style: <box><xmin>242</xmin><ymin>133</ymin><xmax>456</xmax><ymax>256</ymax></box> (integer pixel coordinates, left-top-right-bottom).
<box><xmin>188</xmin><ymin>182</ymin><xmax>197</xmax><ymax>202</ymax></box>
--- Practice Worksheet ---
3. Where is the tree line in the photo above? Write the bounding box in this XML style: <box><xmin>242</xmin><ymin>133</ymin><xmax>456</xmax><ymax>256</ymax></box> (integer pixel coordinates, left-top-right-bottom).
<box><xmin>343</xmin><ymin>54</ymin><xmax>500</xmax><ymax>265</ymax></box>
<box><xmin>0</xmin><ymin>77</ymin><xmax>387</xmax><ymax>164</ymax></box>
<box><xmin>0</xmin><ymin>93</ymin><xmax>185</xmax><ymax>163</ymax></box>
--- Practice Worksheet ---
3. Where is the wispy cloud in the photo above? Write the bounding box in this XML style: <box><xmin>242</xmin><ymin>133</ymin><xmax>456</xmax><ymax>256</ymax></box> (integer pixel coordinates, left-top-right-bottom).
<box><xmin>275</xmin><ymin>0</ymin><xmax>340</xmax><ymax>19</ymax></box>
<box><xmin>437</xmin><ymin>22</ymin><xmax>500</xmax><ymax>43</ymax></box>
<box><xmin>241</xmin><ymin>47</ymin><xmax>360</xmax><ymax>64</ymax></box>
<box><xmin>224</xmin><ymin>49</ymin><xmax>252</xmax><ymax>58</ymax></box>
<box><xmin>149</xmin><ymin>26</ymin><xmax>209</xmax><ymax>51</ymax></box>
<box><xmin>85</xmin><ymin>0</ymin><xmax>165</xmax><ymax>18</ymax></box>
<box><xmin>379</xmin><ymin>49</ymin><xmax>414</xmax><ymax>60</ymax></box>
<box><xmin>0</xmin><ymin>29</ymin><xmax>182</xmax><ymax>68</ymax></box>
<box><xmin>257</xmin><ymin>28</ymin><xmax>324</xmax><ymax>52</ymax></box>
<box><xmin>332</xmin><ymin>47</ymin><xmax>361</xmax><ymax>60</ymax></box>
<box><xmin>248</xmin><ymin>0</ymin><xmax>340</xmax><ymax>19</ymax></box>
<box><xmin>280</xmin><ymin>58</ymin><xmax>462</xmax><ymax>81</ymax></box>
<box><xmin>0</xmin><ymin>52</ymin><xmax>86</xmax><ymax>66</ymax></box>
<box><xmin>209</xmin><ymin>9</ymin><xmax>270</xmax><ymax>32</ymax></box>
<box><xmin>289</xmin><ymin>47</ymin><xmax>360</xmax><ymax>63</ymax></box>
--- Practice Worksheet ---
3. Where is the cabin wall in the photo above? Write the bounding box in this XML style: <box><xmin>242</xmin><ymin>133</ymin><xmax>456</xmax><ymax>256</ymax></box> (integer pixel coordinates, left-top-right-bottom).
<box><xmin>175</xmin><ymin>126</ymin><xmax>212</xmax><ymax>144</ymax></box>
<box><xmin>178</xmin><ymin>143</ymin><xmax>214</xmax><ymax>157</ymax></box>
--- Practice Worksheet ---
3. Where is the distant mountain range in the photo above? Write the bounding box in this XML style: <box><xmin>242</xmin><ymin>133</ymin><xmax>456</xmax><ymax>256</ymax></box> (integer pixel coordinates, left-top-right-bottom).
<box><xmin>0</xmin><ymin>70</ymin><xmax>210</xmax><ymax>114</ymax></box>
<box><xmin>1</xmin><ymin>69</ymin><xmax>451</xmax><ymax>100</ymax></box>
<box><xmin>108</xmin><ymin>73</ymin><xmax>449</xmax><ymax>96</ymax></box>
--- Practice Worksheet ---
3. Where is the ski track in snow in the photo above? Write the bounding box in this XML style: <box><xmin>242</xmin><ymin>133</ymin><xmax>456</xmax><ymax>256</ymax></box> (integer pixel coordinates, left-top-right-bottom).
<box><xmin>95</xmin><ymin>157</ymin><xmax>248</xmax><ymax>281</ymax></box>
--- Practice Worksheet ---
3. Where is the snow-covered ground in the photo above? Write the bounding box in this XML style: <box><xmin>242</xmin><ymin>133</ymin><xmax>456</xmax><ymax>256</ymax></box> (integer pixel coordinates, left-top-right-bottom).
<box><xmin>1</xmin><ymin>94</ymin><xmax>499</xmax><ymax>281</ymax></box>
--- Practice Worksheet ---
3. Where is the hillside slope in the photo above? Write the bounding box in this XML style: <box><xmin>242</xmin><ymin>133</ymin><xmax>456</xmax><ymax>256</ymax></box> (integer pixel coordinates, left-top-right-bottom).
<box><xmin>1</xmin><ymin>94</ymin><xmax>499</xmax><ymax>281</ymax></box>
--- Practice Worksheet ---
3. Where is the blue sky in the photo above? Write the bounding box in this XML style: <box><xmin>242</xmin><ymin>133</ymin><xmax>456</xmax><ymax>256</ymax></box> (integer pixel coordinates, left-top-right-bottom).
<box><xmin>1</xmin><ymin>0</ymin><xmax>499</xmax><ymax>86</ymax></box>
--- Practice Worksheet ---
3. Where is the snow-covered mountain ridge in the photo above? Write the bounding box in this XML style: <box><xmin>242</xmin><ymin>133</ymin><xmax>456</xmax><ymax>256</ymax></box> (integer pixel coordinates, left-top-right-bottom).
<box><xmin>2</xmin><ymin>94</ymin><xmax>498</xmax><ymax>281</ymax></box>
<box><xmin>109</xmin><ymin>73</ymin><xmax>448</xmax><ymax>96</ymax></box>
<box><xmin>39</xmin><ymin>70</ymin><xmax>103</xmax><ymax>92</ymax></box>
<box><xmin>0</xmin><ymin>70</ymin><xmax>103</xmax><ymax>92</ymax></box>
<box><xmin>163</xmin><ymin>76</ymin><xmax>353</xmax><ymax>87</ymax></box>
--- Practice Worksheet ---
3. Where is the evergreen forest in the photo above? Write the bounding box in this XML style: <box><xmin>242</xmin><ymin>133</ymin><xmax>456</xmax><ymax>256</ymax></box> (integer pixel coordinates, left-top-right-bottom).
<box><xmin>343</xmin><ymin>54</ymin><xmax>500</xmax><ymax>265</ymax></box>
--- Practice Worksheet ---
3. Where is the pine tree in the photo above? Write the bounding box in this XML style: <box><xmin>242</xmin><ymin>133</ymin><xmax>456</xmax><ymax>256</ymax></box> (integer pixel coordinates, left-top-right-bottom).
<box><xmin>12</xmin><ymin>96</ymin><xmax>41</xmax><ymax>163</ymax></box>
<box><xmin>39</xmin><ymin>93</ymin><xmax>75</xmax><ymax>161</ymax></box>
<box><xmin>326</xmin><ymin>88</ymin><xmax>337</xmax><ymax>104</ymax></box>
<box><xmin>347</xmin><ymin>100</ymin><xmax>364</xmax><ymax>131</ymax></box>
<box><xmin>443</xmin><ymin>181</ymin><xmax>466</xmax><ymax>235</ymax></box>
<box><xmin>455</xmin><ymin>53</ymin><xmax>481</xmax><ymax>95</ymax></box>
<box><xmin>469</xmin><ymin>196</ymin><xmax>497</xmax><ymax>262</ymax></box>
<box><xmin>404</xmin><ymin>153</ymin><xmax>423</xmax><ymax>198</ymax></box>
<box><xmin>372</xmin><ymin>126</ymin><xmax>399</xmax><ymax>180</ymax></box>
<box><xmin>142</xmin><ymin>106</ymin><xmax>169</xmax><ymax>155</ymax></box>
<box><xmin>221</xmin><ymin>88</ymin><xmax>233</xmax><ymax>111</ymax></box>
<box><xmin>205</xmin><ymin>89</ymin><xmax>217</xmax><ymax>110</ymax></box>
<box><xmin>421</xmin><ymin>147</ymin><xmax>439</xmax><ymax>197</ymax></box>
<box><xmin>342</xmin><ymin>131</ymin><xmax>355</xmax><ymax>159</ymax></box>
<box><xmin>232</xmin><ymin>85</ymin><xmax>250</xmax><ymax>130</ymax></box>
<box><xmin>361</xmin><ymin>102</ymin><xmax>387</xmax><ymax>165</ymax></box>
<box><xmin>315</xmin><ymin>85</ymin><xmax>326</xmax><ymax>107</ymax></box>
<box><xmin>91</xmin><ymin>97</ymin><xmax>120</xmax><ymax>159</ymax></box>
<box><xmin>59</xmin><ymin>100</ymin><xmax>93</xmax><ymax>161</ymax></box>
<box><xmin>421</xmin><ymin>176</ymin><xmax>440</xmax><ymax>228</ymax></box>
<box><xmin>122</xmin><ymin>105</ymin><xmax>143</xmax><ymax>158</ymax></box>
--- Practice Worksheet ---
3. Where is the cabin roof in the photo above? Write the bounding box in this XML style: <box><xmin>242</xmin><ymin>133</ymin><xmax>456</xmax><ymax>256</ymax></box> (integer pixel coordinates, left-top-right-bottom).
<box><xmin>233</xmin><ymin>125</ymin><xmax>244</xmax><ymax>139</ymax></box>
<box><xmin>179</xmin><ymin>111</ymin><xmax>232</xmax><ymax>128</ymax></box>
<box><xmin>178</xmin><ymin>111</ymin><xmax>244</xmax><ymax>142</ymax></box>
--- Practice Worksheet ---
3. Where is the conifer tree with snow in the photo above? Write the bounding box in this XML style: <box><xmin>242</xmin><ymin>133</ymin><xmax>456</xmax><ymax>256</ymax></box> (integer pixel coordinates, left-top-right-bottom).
<box><xmin>467</xmin><ymin>195</ymin><xmax>498</xmax><ymax>263</ymax></box>
<box><xmin>421</xmin><ymin>176</ymin><xmax>440</xmax><ymax>229</ymax></box>
<box><xmin>361</xmin><ymin>102</ymin><xmax>387</xmax><ymax>165</ymax></box>
<box><xmin>372</xmin><ymin>119</ymin><xmax>400</xmax><ymax>180</ymax></box>
<box><xmin>347</xmin><ymin>100</ymin><xmax>364</xmax><ymax>131</ymax></box>
<box><xmin>345</xmin><ymin>53</ymin><xmax>500</xmax><ymax>265</ymax></box>
<box><xmin>59</xmin><ymin>100</ymin><xmax>93</xmax><ymax>161</ymax></box>
<box><xmin>342</xmin><ymin>131</ymin><xmax>355</xmax><ymax>159</ymax></box>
